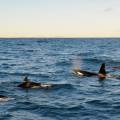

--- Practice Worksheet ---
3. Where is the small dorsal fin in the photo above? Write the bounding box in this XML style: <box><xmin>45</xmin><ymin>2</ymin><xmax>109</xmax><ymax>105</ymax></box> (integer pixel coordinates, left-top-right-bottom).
<box><xmin>23</xmin><ymin>76</ymin><xmax>29</xmax><ymax>82</ymax></box>
<box><xmin>99</xmin><ymin>63</ymin><xmax>106</xmax><ymax>75</ymax></box>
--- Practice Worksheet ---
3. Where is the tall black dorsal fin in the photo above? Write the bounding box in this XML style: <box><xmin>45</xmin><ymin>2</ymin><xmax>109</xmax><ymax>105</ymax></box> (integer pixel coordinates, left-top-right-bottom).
<box><xmin>99</xmin><ymin>63</ymin><xmax>106</xmax><ymax>75</ymax></box>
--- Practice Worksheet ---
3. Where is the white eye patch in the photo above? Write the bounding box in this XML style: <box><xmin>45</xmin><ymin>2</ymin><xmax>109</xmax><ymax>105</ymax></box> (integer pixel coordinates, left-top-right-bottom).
<box><xmin>77</xmin><ymin>72</ymin><xmax>84</xmax><ymax>76</ymax></box>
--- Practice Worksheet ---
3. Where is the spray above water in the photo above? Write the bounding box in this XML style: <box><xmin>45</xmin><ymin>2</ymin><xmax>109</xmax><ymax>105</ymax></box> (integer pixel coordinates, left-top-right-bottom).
<box><xmin>72</xmin><ymin>57</ymin><xmax>82</xmax><ymax>70</ymax></box>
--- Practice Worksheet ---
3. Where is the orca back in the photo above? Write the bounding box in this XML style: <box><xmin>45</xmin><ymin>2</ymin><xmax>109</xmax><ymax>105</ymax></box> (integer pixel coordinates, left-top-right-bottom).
<box><xmin>73</xmin><ymin>69</ymin><xmax>97</xmax><ymax>76</ymax></box>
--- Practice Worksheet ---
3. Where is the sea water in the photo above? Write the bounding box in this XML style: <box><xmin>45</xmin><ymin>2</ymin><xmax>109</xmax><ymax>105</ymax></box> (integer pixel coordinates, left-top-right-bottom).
<box><xmin>0</xmin><ymin>38</ymin><xmax>120</xmax><ymax>120</ymax></box>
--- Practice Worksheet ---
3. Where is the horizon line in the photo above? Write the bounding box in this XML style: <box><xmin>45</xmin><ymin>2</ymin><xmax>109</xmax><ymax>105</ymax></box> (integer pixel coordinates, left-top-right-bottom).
<box><xmin>0</xmin><ymin>37</ymin><xmax>120</xmax><ymax>39</ymax></box>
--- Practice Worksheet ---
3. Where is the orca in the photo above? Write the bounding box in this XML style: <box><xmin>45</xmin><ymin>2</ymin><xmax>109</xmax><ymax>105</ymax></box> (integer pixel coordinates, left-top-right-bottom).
<box><xmin>73</xmin><ymin>69</ymin><xmax>97</xmax><ymax>76</ymax></box>
<box><xmin>73</xmin><ymin>63</ymin><xmax>107</xmax><ymax>79</ymax></box>
<box><xmin>0</xmin><ymin>95</ymin><xmax>9</xmax><ymax>101</ymax></box>
<box><xmin>18</xmin><ymin>76</ymin><xmax>53</xmax><ymax>89</ymax></box>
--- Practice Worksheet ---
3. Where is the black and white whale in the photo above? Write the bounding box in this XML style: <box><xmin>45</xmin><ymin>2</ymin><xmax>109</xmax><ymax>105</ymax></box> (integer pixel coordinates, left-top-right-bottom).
<box><xmin>0</xmin><ymin>95</ymin><xmax>10</xmax><ymax>101</ymax></box>
<box><xmin>18</xmin><ymin>76</ymin><xmax>53</xmax><ymax>89</ymax></box>
<box><xmin>73</xmin><ymin>63</ymin><xmax>107</xmax><ymax>79</ymax></box>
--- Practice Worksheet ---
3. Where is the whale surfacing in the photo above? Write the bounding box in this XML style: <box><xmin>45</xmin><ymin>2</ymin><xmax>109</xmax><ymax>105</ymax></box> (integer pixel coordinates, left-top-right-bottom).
<box><xmin>18</xmin><ymin>76</ymin><xmax>53</xmax><ymax>89</ymax></box>
<box><xmin>73</xmin><ymin>63</ymin><xmax>107</xmax><ymax>79</ymax></box>
<box><xmin>73</xmin><ymin>69</ymin><xmax>97</xmax><ymax>76</ymax></box>
<box><xmin>0</xmin><ymin>95</ymin><xmax>10</xmax><ymax>101</ymax></box>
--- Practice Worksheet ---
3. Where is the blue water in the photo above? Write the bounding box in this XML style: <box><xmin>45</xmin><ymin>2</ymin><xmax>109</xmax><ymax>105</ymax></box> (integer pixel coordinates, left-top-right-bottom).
<box><xmin>0</xmin><ymin>38</ymin><xmax>120</xmax><ymax>120</ymax></box>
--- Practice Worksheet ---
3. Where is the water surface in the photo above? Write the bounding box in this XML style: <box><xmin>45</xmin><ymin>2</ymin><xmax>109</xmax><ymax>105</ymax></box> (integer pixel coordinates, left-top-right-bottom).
<box><xmin>0</xmin><ymin>38</ymin><xmax>120</xmax><ymax>120</ymax></box>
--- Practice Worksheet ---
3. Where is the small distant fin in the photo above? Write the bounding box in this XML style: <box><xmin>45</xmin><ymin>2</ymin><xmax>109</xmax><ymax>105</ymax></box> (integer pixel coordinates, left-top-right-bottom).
<box><xmin>99</xmin><ymin>63</ymin><xmax>106</xmax><ymax>75</ymax></box>
<box><xmin>23</xmin><ymin>76</ymin><xmax>29</xmax><ymax>82</ymax></box>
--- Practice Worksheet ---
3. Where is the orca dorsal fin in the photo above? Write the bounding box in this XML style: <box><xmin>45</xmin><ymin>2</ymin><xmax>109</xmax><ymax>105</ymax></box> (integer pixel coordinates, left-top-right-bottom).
<box><xmin>99</xmin><ymin>63</ymin><xmax>106</xmax><ymax>75</ymax></box>
<box><xmin>23</xmin><ymin>76</ymin><xmax>29</xmax><ymax>82</ymax></box>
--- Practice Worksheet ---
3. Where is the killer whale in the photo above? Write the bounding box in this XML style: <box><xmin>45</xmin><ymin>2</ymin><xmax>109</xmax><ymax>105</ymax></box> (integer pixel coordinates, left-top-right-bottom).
<box><xmin>73</xmin><ymin>63</ymin><xmax>107</xmax><ymax>79</ymax></box>
<box><xmin>73</xmin><ymin>69</ymin><xmax>97</xmax><ymax>76</ymax></box>
<box><xmin>18</xmin><ymin>76</ymin><xmax>53</xmax><ymax>89</ymax></box>
<box><xmin>0</xmin><ymin>95</ymin><xmax>10</xmax><ymax>101</ymax></box>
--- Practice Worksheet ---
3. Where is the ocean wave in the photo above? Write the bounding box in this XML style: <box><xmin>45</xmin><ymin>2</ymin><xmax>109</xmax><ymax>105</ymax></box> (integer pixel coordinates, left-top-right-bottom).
<box><xmin>0</xmin><ymin>72</ymin><xmax>51</xmax><ymax>78</ymax></box>
<box><xmin>0</xmin><ymin>38</ymin><xmax>120</xmax><ymax>120</ymax></box>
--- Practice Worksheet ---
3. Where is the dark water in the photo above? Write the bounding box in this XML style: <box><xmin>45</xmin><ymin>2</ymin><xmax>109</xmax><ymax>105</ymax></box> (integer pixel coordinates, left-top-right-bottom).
<box><xmin>0</xmin><ymin>38</ymin><xmax>120</xmax><ymax>120</ymax></box>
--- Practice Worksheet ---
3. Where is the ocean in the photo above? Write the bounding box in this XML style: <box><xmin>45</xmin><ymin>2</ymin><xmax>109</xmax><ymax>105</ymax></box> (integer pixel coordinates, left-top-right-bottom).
<box><xmin>0</xmin><ymin>38</ymin><xmax>120</xmax><ymax>120</ymax></box>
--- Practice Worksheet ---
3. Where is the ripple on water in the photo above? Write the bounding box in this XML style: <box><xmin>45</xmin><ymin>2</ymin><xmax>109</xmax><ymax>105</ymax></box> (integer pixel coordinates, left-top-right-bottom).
<box><xmin>0</xmin><ymin>38</ymin><xmax>120</xmax><ymax>120</ymax></box>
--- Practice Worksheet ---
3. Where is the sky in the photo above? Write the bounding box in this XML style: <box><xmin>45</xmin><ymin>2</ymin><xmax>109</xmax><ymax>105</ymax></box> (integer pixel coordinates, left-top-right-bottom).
<box><xmin>0</xmin><ymin>0</ymin><xmax>120</xmax><ymax>37</ymax></box>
